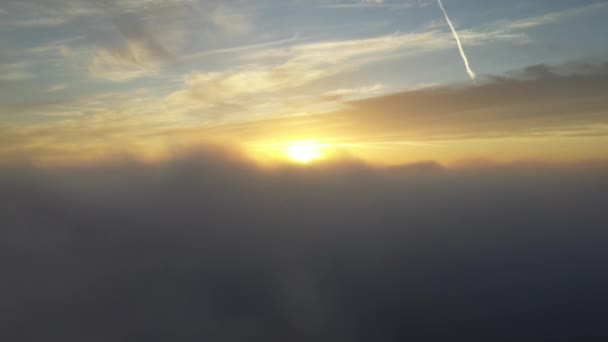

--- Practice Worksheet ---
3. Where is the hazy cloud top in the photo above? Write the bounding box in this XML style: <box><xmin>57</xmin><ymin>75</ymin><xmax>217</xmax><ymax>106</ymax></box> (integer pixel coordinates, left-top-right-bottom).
<box><xmin>1</xmin><ymin>148</ymin><xmax>608</xmax><ymax>341</ymax></box>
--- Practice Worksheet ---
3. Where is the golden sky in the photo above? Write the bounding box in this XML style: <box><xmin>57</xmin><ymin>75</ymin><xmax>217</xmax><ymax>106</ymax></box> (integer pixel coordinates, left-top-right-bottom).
<box><xmin>1</xmin><ymin>0</ymin><xmax>608</xmax><ymax>166</ymax></box>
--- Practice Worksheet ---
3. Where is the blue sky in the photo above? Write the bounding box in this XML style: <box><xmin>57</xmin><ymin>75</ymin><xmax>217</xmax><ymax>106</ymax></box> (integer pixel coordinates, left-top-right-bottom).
<box><xmin>1</xmin><ymin>0</ymin><xmax>608</xmax><ymax>163</ymax></box>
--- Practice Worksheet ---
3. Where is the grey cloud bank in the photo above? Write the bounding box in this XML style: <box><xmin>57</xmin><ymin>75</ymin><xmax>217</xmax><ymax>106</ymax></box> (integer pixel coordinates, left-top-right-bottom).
<box><xmin>1</xmin><ymin>149</ymin><xmax>608</xmax><ymax>341</ymax></box>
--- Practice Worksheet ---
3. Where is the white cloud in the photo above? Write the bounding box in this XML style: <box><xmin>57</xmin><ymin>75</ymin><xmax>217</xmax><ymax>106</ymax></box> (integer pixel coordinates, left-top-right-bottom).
<box><xmin>499</xmin><ymin>2</ymin><xmax>608</xmax><ymax>30</ymax></box>
<box><xmin>44</xmin><ymin>84</ymin><xmax>67</xmax><ymax>93</ymax></box>
<box><xmin>322</xmin><ymin>0</ymin><xmax>432</xmax><ymax>9</ymax></box>
<box><xmin>322</xmin><ymin>84</ymin><xmax>384</xmax><ymax>100</ymax></box>
<box><xmin>88</xmin><ymin>39</ymin><xmax>166</xmax><ymax>82</ymax></box>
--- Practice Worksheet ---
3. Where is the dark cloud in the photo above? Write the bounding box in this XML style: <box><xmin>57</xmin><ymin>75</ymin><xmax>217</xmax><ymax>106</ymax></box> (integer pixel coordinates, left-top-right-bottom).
<box><xmin>211</xmin><ymin>61</ymin><xmax>608</xmax><ymax>142</ymax></box>
<box><xmin>1</xmin><ymin>147</ymin><xmax>608</xmax><ymax>341</ymax></box>
<box><xmin>343</xmin><ymin>61</ymin><xmax>608</xmax><ymax>139</ymax></box>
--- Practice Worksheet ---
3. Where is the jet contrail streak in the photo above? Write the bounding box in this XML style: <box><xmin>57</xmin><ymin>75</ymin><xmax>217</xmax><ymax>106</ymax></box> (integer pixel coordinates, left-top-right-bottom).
<box><xmin>437</xmin><ymin>0</ymin><xmax>476</xmax><ymax>80</ymax></box>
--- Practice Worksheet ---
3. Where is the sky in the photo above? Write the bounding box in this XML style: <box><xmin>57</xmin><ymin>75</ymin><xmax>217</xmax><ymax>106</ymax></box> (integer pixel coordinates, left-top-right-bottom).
<box><xmin>1</xmin><ymin>0</ymin><xmax>608</xmax><ymax>165</ymax></box>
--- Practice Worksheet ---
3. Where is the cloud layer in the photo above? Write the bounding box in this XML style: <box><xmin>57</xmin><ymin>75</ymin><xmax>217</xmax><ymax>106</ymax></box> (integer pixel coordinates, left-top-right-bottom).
<box><xmin>1</xmin><ymin>148</ymin><xmax>608</xmax><ymax>341</ymax></box>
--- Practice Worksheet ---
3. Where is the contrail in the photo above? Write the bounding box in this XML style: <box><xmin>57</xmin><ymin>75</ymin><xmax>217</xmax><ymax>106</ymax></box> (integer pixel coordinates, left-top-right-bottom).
<box><xmin>437</xmin><ymin>0</ymin><xmax>476</xmax><ymax>80</ymax></box>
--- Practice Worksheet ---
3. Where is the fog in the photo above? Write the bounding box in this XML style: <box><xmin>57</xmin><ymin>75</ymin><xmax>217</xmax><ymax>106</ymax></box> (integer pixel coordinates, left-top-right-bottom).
<box><xmin>1</xmin><ymin>148</ymin><xmax>608</xmax><ymax>341</ymax></box>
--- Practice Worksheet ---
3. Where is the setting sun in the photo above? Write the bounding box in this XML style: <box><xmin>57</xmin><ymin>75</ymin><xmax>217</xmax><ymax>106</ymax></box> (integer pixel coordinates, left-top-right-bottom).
<box><xmin>285</xmin><ymin>141</ymin><xmax>324</xmax><ymax>163</ymax></box>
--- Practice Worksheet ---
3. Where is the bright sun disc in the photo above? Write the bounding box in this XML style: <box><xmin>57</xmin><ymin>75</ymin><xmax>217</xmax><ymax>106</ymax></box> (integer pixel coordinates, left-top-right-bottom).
<box><xmin>286</xmin><ymin>142</ymin><xmax>323</xmax><ymax>163</ymax></box>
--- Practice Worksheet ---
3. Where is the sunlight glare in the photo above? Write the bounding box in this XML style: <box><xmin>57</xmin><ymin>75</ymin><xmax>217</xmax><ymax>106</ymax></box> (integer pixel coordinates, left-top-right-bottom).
<box><xmin>285</xmin><ymin>141</ymin><xmax>324</xmax><ymax>163</ymax></box>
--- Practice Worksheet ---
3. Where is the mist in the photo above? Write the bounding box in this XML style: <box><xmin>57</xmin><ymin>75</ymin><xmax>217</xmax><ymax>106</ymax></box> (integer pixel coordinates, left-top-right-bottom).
<box><xmin>1</xmin><ymin>148</ymin><xmax>607</xmax><ymax>341</ymax></box>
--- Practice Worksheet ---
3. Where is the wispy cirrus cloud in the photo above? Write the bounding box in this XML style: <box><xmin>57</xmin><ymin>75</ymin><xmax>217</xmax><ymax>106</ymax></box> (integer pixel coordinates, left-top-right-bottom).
<box><xmin>1</xmin><ymin>0</ymin><xmax>254</xmax><ymax>82</ymax></box>
<box><xmin>322</xmin><ymin>0</ymin><xmax>431</xmax><ymax>9</ymax></box>
<box><xmin>172</xmin><ymin>28</ymin><xmax>521</xmax><ymax>111</ymax></box>
<box><xmin>500</xmin><ymin>2</ymin><xmax>608</xmax><ymax>30</ymax></box>
<box><xmin>0</xmin><ymin>62</ymin><xmax>35</xmax><ymax>82</ymax></box>
<box><xmin>84</xmin><ymin>1</ymin><xmax>252</xmax><ymax>82</ymax></box>
<box><xmin>44</xmin><ymin>84</ymin><xmax>67</xmax><ymax>93</ymax></box>
<box><xmin>322</xmin><ymin>84</ymin><xmax>384</xmax><ymax>101</ymax></box>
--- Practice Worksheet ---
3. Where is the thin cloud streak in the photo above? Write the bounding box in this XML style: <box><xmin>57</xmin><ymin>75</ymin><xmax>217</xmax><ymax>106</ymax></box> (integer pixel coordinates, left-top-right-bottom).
<box><xmin>437</xmin><ymin>0</ymin><xmax>476</xmax><ymax>80</ymax></box>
